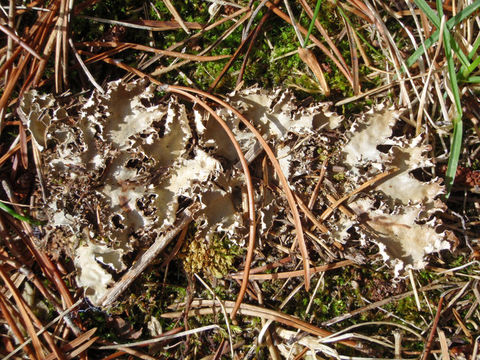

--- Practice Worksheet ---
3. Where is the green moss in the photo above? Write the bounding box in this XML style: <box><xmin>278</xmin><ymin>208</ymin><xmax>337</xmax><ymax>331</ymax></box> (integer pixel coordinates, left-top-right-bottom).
<box><xmin>181</xmin><ymin>233</ymin><xmax>242</xmax><ymax>279</ymax></box>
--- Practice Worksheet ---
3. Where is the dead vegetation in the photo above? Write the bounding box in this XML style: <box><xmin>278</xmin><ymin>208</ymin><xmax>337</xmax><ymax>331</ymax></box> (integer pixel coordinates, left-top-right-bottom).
<box><xmin>0</xmin><ymin>0</ymin><xmax>479</xmax><ymax>359</ymax></box>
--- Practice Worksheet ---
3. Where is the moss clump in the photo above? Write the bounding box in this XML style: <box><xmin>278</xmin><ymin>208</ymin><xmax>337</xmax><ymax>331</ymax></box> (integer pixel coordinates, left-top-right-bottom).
<box><xmin>181</xmin><ymin>234</ymin><xmax>241</xmax><ymax>278</ymax></box>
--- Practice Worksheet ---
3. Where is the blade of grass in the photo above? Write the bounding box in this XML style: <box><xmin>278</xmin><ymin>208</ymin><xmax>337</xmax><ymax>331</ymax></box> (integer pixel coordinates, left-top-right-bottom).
<box><xmin>414</xmin><ymin>0</ymin><xmax>471</xmax><ymax>70</ymax></box>
<box><xmin>462</xmin><ymin>76</ymin><xmax>480</xmax><ymax>83</ymax></box>
<box><xmin>435</xmin><ymin>2</ymin><xmax>463</xmax><ymax>196</ymax></box>
<box><xmin>0</xmin><ymin>202</ymin><xmax>45</xmax><ymax>226</ymax></box>
<box><xmin>468</xmin><ymin>34</ymin><xmax>480</xmax><ymax>59</ymax></box>
<box><xmin>303</xmin><ymin>0</ymin><xmax>321</xmax><ymax>48</ymax></box>
<box><xmin>406</xmin><ymin>1</ymin><xmax>480</xmax><ymax>68</ymax></box>
<box><xmin>462</xmin><ymin>55</ymin><xmax>480</xmax><ymax>79</ymax></box>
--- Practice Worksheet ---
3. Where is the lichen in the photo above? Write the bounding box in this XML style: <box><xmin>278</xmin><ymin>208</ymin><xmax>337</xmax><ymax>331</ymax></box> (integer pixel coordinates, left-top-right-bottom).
<box><xmin>21</xmin><ymin>81</ymin><xmax>449</xmax><ymax>304</ymax></box>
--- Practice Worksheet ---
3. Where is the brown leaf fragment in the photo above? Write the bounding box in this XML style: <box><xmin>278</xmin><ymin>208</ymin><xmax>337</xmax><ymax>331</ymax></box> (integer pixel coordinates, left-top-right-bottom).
<box><xmin>298</xmin><ymin>47</ymin><xmax>330</xmax><ymax>95</ymax></box>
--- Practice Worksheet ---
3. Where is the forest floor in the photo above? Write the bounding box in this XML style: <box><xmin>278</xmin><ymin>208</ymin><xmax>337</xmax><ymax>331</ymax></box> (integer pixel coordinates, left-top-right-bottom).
<box><xmin>0</xmin><ymin>0</ymin><xmax>479</xmax><ymax>359</ymax></box>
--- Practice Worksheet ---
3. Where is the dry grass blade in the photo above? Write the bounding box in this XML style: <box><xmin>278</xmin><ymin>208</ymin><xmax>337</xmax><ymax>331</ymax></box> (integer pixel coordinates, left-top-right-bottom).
<box><xmin>298</xmin><ymin>0</ymin><xmax>350</xmax><ymax>73</ymax></box>
<box><xmin>163</xmin><ymin>299</ymin><xmax>362</xmax><ymax>350</ymax></box>
<box><xmin>0</xmin><ymin>0</ymin><xmax>66</xmax><ymax>125</ymax></box>
<box><xmin>100</xmin><ymin>211</ymin><xmax>192</xmax><ymax>307</ymax></box>
<box><xmin>43</xmin><ymin>328</ymin><xmax>98</xmax><ymax>360</ymax></box>
<box><xmin>0</xmin><ymin>264</ymin><xmax>65</xmax><ymax>359</ymax></box>
<box><xmin>97</xmin><ymin>325</ymin><xmax>220</xmax><ymax>350</ymax></box>
<box><xmin>111</xmin><ymin>347</ymin><xmax>158</xmax><ymax>360</ymax></box>
<box><xmin>422</xmin><ymin>296</ymin><xmax>444</xmax><ymax>360</ymax></box>
<box><xmin>155</xmin><ymin>9</ymin><xmax>252</xmax><ymax>78</ymax></box>
<box><xmin>230</xmin><ymin>259</ymin><xmax>354</xmax><ymax>280</ymax></box>
<box><xmin>234</xmin><ymin>256</ymin><xmax>293</xmax><ymax>275</ymax></box>
<box><xmin>32</xmin><ymin>5</ymin><xmax>61</xmax><ymax>87</ymax></box>
<box><xmin>415</xmin><ymin>15</ymin><xmax>446</xmax><ymax>135</ymax></box>
<box><xmin>236</xmin><ymin>0</ymin><xmax>277</xmax><ymax>87</ymax></box>
<box><xmin>0</xmin><ymin>135</ymin><xmax>32</xmax><ymax>167</ymax></box>
<box><xmin>0</xmin><ymin>254</ymin><xmax>62</xmax><ymax>318</ymax></box>
<box><xmin>78</xmin><ymin>15</ymin><xmax>202</xmax><ymax>31</ymax></box>
<box><xmin>283</xmin><ymin>0</ymin><xmax>305</xmax><ymax>46</ymax></box>
<box><xmin>343</xmin><ymin>17</ymin><xmax>360</xmax><ymax>95</ymax></box>
<box><xmin>18</xmin><ymin>121</ymin><xmax>29</xmax><ymax>169</ymax></box>
<box><xmin>54</xmin><ymin>0</ymin><xmax>67</xmax><ymax>93</ymax></box>
<box><xmin>68</xmin><ymin>38</ymin><xmax>104</xmax><ymax>93</ymax></box>
<box><xmin>2</xmin><ymin>183</ymin><xmax>76</xmax><ymax>311</ymax></box>
<box><xmin>292</xmin><ymin>189</ymin><xmax>329</xmax><ymax>233</ymax></box>
<box><xmin>0</xmin><ymin>55</ymin><xmax>31</xmax><ymax>115</ymax></box>
<box><xmin>208</xmin><ymin>28</ymin><xmax>255</xmax><ymax>91</ymax></box>
<box><xmin>141</xmin><ymin>6</ymin><xmax>249</xmax><ymax>72</ymax></box>
<box><xmin>161</xmin><ymin>221</ymin><xmax>190</xmax><ymax>268</ymax></box>
<box><xmin>3</xmin><ymin>299</ymin><xmax>83</xmax><ymax>360</ymax></box>
<box><xmin>162</xmin><ymin>0</ymin><xmax>190</xmax><ymax>34</ymax></box>
<box><xmin>78</xmin><ymin>41</ymin><xmax>231</xmax><ymax>61</ymax></box>
<box><xmin>322</xmin><ymin>282</ymin><xmax>454</xmax><ymax>326</ymax></box>
<box><xmin>6</xmin><ymin>0</ymin><xmax>15</xmax><ymax>83</ymax></box>
<box><xmin>451</xmin><ymin>307</ymin><xmax>472</xmax><ymax>340</ymax></box>
<box><xmin>437</xmin><ymin>329</ymin><xmax>450</xmax><ymax>360</ymax></box>
<box><xmin>0</xmin><ymin>23</ymin><xmax>43</xmax><ymax>60</ymax></box>
<box><xmin>195</xmin><ymin>274</ymin><xmax>235</xmax><ymax>358</ymax></box>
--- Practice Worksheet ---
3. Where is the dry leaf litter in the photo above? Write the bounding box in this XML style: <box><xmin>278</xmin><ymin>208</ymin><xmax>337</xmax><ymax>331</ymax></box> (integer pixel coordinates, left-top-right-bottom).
<box><xmin>21</xmin><ymin>80</ymin><xmax>449</xmax><ymax>305</ymax></box>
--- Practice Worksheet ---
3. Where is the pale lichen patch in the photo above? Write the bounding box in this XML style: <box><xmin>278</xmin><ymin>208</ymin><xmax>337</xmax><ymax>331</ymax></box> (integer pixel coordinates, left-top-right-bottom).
<box><xmin>22</xmin><ymin>81</ymin><xmax>449</xmax><ymax>303</ymax></box>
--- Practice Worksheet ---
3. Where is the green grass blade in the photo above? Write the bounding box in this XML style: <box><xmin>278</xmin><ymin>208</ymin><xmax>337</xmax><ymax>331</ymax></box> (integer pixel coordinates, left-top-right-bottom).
<box><xmin>415</xmin><ymin>0</ymin><xmax>440</xmax><ymax>27</ymax></box>
<box><xmin>468</xmin><ymin>34</ymin><xmax>480</xmax><ymax>59</ymax></box>
<box><xmin>462</xmin><ymin>76</ymin><xmax>480</xmax><ymax>83</ymax></box>
<box><xmin>415</xmin><ymin>0</ymin><xmax>471</xmax><ymax>70</ymax></box>
<box><xmin>406</xmin><ymin>1</ymin><xmax>480</xmax><ymax>68</ymax></box>
<box><xmin>437</xmin><ymin>1</ymin><xmax>463</xmax><ymax>197</ymax></box>
<box><xmin>303</xmin><ymin>0</ymin><xmax>322</xmax><ymax>48</ymax></box>
<box><xmin>0</xmin><ymin>202</ymin><xmax>46</xmax><ymax>226</ymax></box>
<box><xmin>445</xmin><ymin>120</ymin><xmax>463</xmax><ymax>196</ymax></box>
<box><xmin>462</xmin><ymin>55</ymin><xmax>480</xmax><ymax>78</ymax></box>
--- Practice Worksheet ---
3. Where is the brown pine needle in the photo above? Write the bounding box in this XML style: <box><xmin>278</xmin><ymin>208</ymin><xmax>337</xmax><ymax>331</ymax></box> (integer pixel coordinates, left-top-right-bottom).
<box><xmin>0</xmin><ymin>23</ymin><xmax>43</xmax><ymax>60</ymax></box>
<box><xmin>320</xmin><ymin>167</ymin><xmax>399</xmax><ymax>221</ymax></box>
<box><xmin>78</xmin><ymin>41</ymin><xmax>231</xmax><ymax>62</ymax></box>
<box><xmin>230</xmin><ymin>259</ymin><xmax>354</xmax><ymax>280</ymax></box>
